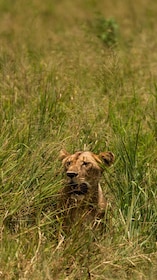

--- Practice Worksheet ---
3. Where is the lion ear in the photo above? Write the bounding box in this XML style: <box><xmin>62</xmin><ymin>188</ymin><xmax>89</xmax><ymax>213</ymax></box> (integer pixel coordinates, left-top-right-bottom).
<box><xmin>59</xmin><ymin>149</ymin><xmax>70</xmax><ymax>160</ymax></box>
<box><xmin>99</xmin><ymin>151</ymin><xmax>115</xmax><ymax>166</ymax></box>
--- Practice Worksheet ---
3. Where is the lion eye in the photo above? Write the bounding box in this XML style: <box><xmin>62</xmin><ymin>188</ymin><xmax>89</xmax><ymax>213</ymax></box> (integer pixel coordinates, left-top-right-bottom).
<box><xmin>82</xmin><ymin>161</ymin><xmax>89</xmax><ymax>166</ymax></box>
<box><xmin>66</xmin><ymin>161</ymin><xmax>71</xmax><ymax>167</ymax></box>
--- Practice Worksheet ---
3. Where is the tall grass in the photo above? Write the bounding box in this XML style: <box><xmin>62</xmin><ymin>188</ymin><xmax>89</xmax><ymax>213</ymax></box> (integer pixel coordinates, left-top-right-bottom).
<box><xmin>1</xmin><ymin>0</ymin><xmax>157</xmax><ymax>279</ymax></box>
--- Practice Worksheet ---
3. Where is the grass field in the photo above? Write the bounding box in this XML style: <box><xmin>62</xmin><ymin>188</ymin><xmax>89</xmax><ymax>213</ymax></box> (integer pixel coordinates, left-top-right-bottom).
<box><xmin>1</xmin><ymin>0</ymin><xmax>157</xmax><ymax>279</ymax></box>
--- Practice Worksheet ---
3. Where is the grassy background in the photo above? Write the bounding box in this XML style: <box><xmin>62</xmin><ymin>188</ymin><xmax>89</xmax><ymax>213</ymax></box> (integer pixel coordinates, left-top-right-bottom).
<box><xmin>1</xmin><ymin>0</ymin><xmax>157</xmax><ymax>279</ymax></box>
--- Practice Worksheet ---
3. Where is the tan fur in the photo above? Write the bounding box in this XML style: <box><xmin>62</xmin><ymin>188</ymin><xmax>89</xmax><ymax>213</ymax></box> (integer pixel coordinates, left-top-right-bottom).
<box><xmin>58</xmin><ymin>149</ymin><xmax>115</xmax><ymax>228</ymax></box>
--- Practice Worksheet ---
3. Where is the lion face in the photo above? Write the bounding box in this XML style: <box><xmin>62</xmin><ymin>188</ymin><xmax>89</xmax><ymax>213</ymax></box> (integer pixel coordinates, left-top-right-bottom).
<box><xmin>59</xmin><ymin>149</ymin><xmax>114</xmax><ymax>199</ymax></box>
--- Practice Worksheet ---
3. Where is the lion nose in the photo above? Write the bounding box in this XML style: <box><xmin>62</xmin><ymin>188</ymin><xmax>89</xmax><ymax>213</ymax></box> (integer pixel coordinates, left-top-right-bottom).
<box><xmin>67</xmin><ymin>171</ymin><xmax>78</xmax><ymax>178</ymax></box>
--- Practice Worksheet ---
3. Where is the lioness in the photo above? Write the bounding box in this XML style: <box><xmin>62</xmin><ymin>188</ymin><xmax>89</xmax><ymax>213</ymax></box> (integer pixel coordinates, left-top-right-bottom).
<box><xmin>58</xmin><ymin>149</ymin><xmax>114</xmax><ymax>229</ymax></box>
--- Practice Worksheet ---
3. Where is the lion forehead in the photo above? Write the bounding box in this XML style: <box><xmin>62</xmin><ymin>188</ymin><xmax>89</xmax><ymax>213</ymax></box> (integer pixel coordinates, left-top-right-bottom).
<box><xmin>62</xmin><ymin>151</ymin><xmax>82</xmax><ymax>164</ymax></box>
<box><xmin>79</xmin><ymin>151</ymin><xmax>94</xmax><ymax>160</ymax></box>
<box><xmin>67</xmin><ymin>151</ymin><xmax>82</xmax><ymax>162</ymax></box>
<box><xmin>77</xmin><ymin>151</ymin><xmax>101</xmax><ymax>165</ymax></box>
<box><xmin>63</xmin><ymin>151</ymin><xmax>102</xmax><ymax>167</ymax></box>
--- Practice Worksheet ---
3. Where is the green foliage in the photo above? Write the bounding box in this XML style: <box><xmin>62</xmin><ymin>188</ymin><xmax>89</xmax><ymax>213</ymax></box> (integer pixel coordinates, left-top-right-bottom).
<box><xmin>92</xmin><ymin>15</ymin><xmax>119</xmax><ymax>47</ymax></box>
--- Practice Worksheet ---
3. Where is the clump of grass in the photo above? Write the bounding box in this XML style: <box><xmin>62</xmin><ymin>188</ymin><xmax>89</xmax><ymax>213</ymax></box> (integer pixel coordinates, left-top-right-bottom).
<box><xmin>90</xmin><ymin>14</ymin><xmax>119</xmax><ymax>47</ymax></box>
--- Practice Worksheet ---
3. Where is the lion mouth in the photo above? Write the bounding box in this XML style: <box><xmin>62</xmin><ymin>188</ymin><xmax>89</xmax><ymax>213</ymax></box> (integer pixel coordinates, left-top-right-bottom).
<box><xmin>69</xmin><ymin>182</ymin><xmax>88</xmax><ymax>195</ymax></box>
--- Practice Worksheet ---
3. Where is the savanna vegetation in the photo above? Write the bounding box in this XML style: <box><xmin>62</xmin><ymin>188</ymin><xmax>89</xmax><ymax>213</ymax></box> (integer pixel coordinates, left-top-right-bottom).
<box><xmin>1</xmin><ymin>0</ymin><xmax>157</xmax><ymax>279</ymax></box>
